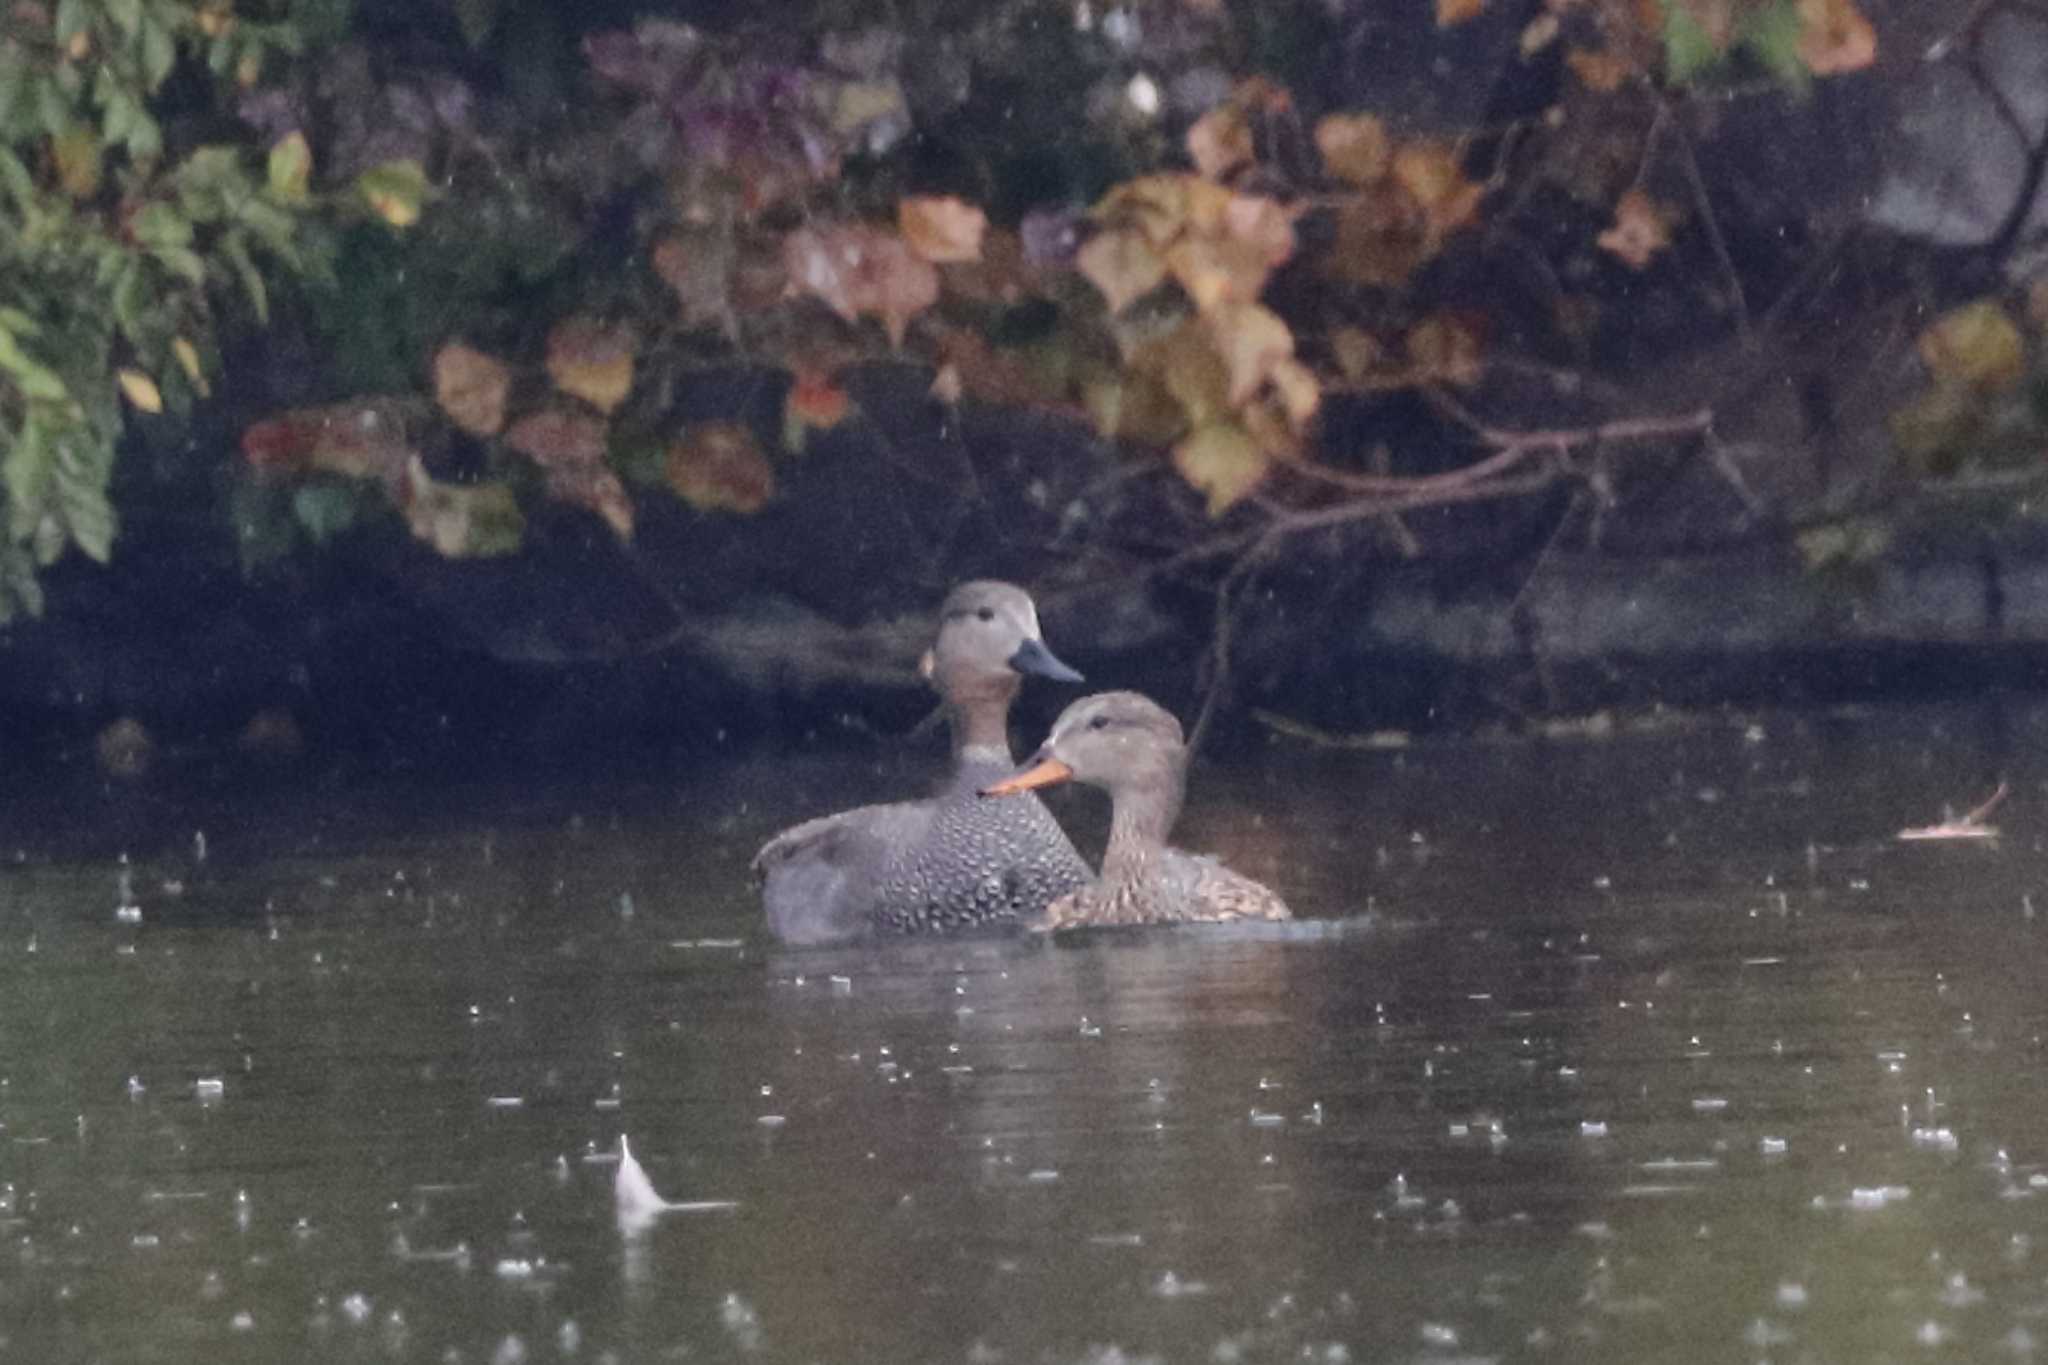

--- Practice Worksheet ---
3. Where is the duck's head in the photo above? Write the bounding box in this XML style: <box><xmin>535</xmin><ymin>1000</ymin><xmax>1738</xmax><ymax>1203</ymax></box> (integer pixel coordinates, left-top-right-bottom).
<box><xmin>981</xmin><ymin>691</ymin><xmax>1185</xmax><ymax>798</ymax></box>
<box><xmin>919</xmin><ymin>580</ymin><xmax>1082</xmax><ymax>700</ymax></box>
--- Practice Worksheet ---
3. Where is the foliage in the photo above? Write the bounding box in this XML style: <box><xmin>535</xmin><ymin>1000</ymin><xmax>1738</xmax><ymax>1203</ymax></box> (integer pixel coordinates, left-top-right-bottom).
<box><xmin>0</xmin><ymin>0</ymin><xmax>1911</xmax><ymax>623</ymax></box>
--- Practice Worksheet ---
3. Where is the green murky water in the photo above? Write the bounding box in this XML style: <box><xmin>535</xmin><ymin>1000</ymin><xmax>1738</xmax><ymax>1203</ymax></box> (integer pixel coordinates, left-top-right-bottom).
<box><xmin>5</xmin><ymin>700</ymin><xmax>2048</xmax><ymax>1362</ymax></box>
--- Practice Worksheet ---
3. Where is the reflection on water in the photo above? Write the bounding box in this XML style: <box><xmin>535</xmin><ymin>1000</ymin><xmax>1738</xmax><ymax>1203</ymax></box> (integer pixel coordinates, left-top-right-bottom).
<box><xmin>4</xmin><ymin>700</ymin><xmax>2048</xmax><ymax>1361</ymax></box>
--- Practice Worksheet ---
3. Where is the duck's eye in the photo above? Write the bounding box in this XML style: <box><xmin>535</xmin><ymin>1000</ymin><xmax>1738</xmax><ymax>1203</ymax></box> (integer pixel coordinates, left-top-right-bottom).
<box><xmin>976</xmin><ymin>606</ymin><xmax>995</xmax><ymax>622</ymax></box>
<box><xmin>1087</xmin><ymin>714</ymin><xmax>1110</xmax><ymax>731</ymax></box>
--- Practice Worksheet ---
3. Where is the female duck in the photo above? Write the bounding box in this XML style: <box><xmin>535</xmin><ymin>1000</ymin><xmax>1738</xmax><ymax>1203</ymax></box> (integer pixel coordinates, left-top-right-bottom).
<box><xmin>982</xmin><ymin>691</ymin><xmax>1292</xmax><ymax>928</ymax></box>
<box><xmin>753</xmin><ymin>581</ymin><xmax>1092</xmax><ymax>944</ymax></box>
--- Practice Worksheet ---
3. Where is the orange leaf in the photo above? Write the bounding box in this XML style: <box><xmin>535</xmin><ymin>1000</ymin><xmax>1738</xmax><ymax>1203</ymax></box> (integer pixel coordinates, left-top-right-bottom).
<box><xmin>1565</xmin><ymin>46</ymin><xmax>1634</xmax><ymax>91</ymax></box>
<box><xmin>1596</xmin><ymin>189</ymin><xmax>1672</xmax><ymax>270</ymax></box>
<box><xmin>1172</xmin><ymin>422</ymin><xmax>1271</xmax><ymax>515</ymax></box>
<box><xmin>1315</xmin><ymin>113</ymin><xmax>1391</xmax><ymax>185</ymax></box>
<box><xmin>1437</xmin><ymin>0</ymin><xmax>1486</xmax><ymax>25</ymax></box>
<box><xmin>899</xmin><ymin>195</ymin><xmax>988</xmax><ymax>264</ymax></box>
<box><xmin>1076</xmin><ymin>228</ymin><xmax>1169</xmax><ymax>314</ymax></box>
<box><xmin>1796</xmin><ymin>0</ymin><xmax>1875</xmax><ymax>75</ymax></box>
<box><xmin>1186</xmin><ymin>102</ymin><xmax>1255</xmax><ymax>181</ymax></box>
<box><xmin>545</xmin><ymin>317</ymin><xmax>636</xmax><ymax>414</ymax></box>
<box><xmin>1391</xmin><ymin>143</ymin><xmax>1485</xmax><ymax>238</ymax></box>
<box><xmin>432</xmin><ymin>341</ymin><xmax>511</xmax><ymax>437</ymax></box>
<box><xmin>504</xmin><ymin>408</ymin><xmax>608</xmax><ymax>469</ymax></box>
<box><xmin>786</xmin><ymin>369</ymin><xmax>852</xmax><ymax>430</ymax></box>
<box><xmin>666</xmin><ymin>422</ymin><xmax>775</xmax><ymax>514</ymax></box>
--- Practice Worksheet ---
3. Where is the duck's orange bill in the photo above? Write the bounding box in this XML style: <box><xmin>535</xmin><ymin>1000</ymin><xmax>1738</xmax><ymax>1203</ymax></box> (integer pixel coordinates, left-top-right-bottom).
<box><xmin>981</xmin><ymin>758</ymin><xmax>1074</xmax><ymax>797</ymax></box>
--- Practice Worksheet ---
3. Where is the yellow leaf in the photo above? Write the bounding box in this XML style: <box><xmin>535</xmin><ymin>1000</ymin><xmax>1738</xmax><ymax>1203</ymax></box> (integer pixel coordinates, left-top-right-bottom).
<box><xmin>1186</xmin><ymin>102</ymin><xmax>1254</xmax><ymax>181</ymax></box>
<box><xmin>1917</xmin><ymin>301</ymin><xmax>2025</xmax><ymax>393</ymax></box>
<box><xmin>1076</xmin><ymin>228</ymin><xmax>1169</xmax><ymax>314</ymax></box>
<box><xmin>1135</xmin><ymin>321</ymin><xmax>1232</xmax><ymax>432</ymax></box>
<box><xmin>666</xmin><ymin>422</ymin><xmax>775</xmax><ymax>514</ymax></box>
<box><xmin>433</xmin><ymin>341</ymin><xmax>511</xmax><ymax>436</ymax></box>
<box><xmin>116</xmin><ymin>368</ymin><xmax>162</xmax><ymax>414</ymax></box>
<box><xmin>1316</xmin><ymin>113</ymin><xmax>1391</xmax><ymax>185</ymax></box>
<box><xmin>1204</xmin><ymin>302</ymin><xmax>1294</xmax><ymax>407</ymax></box>
<box><xmin>267</xmin><ymin>131</ymin><xmax>312</xmax><ymax>202</ymax></box>
<box><xmin>399</xmin><ymin>457</ymin><xmax>525</xmax><ymax>558</ymax></box>
<box><xmin>358</xmin><ymin>159</ymin><xmax>428</xmax><ymax>228</ymax></box>
<box><xmin>52</xmin><ymin>124</ymin><xmax>101</xmax><ymax>199</ymax></box>
<box><xmin>1392</xmin><ymin>143</ymin><xmax>1485</xmax><ymax>237</ymax></box>
<box><xmin>898</xmin><ymin>195</ymin><xmax>987</xmax><ymax>264</ymax></box>
<box><xmin>172</xmin><ymin>337</ymin><xmax>210</xmax><ymax>398</ymax></box>
<box><xmin>545</xmin><ymin>317</ymin><xmax>636</xmax><ymax>414</ymax></box>
<box><xmin>1173</xmin><ymin>422</ymin><xmax>1271</xmax><ymax>515</ymax></box>
<box><xmin>1268</xmin><ymin>356</ymin><xmax>1321</xmax><ymax>430</ymax></box>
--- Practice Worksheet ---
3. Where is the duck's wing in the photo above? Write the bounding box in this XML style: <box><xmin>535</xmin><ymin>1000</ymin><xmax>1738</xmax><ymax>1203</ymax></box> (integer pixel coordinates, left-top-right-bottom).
<box><xmin>1158</xmin><ymin>848</ymin><xmax>1293</xmax><ymax>922</ymax></box>
<box><xmin>753</xmin><ymin>800</ymin><xmax>936</xmax><ymax>945</ymax></box>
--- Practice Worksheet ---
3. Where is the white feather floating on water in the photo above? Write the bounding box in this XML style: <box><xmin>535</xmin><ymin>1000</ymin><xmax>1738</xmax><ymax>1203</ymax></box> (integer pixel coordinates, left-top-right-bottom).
<box><xmin>614</xmin><ymin>1135</ymin><xmax>739</xmax><ymax>1236</ymax></box>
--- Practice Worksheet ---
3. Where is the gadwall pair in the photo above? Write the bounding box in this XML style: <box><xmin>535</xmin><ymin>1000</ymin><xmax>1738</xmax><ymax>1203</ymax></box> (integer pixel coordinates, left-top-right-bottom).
<box><xmin>754</xmin><ymin>583</ymin><xmax>1289</xmax><ymax>942</ymax></box>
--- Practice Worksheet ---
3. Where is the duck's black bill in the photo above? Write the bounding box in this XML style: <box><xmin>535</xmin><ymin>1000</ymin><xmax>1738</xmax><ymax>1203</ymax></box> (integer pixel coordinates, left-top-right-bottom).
<box><xmin>1007</xmin><ymin>638</ymin><xmax>1084</xmax><ymax>684</ymax></box>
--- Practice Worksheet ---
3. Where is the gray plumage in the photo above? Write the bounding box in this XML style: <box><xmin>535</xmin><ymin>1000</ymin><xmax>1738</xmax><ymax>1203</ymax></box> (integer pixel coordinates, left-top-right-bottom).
<box><xmin>753</xmin><ymin>582</ymin><xmax>1091</xmax><ymax>945</ymax></box>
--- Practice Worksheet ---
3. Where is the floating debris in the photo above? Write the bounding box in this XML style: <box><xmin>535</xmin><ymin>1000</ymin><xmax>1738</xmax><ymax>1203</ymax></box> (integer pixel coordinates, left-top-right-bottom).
<box><xmin>613</xmin><ymin>1136</ymin><xmax>739</xmax><ymax>1236</ymax></box>
<box><xmin>1898</xmin><ymin>783</ymin><xmax>2006</xmax><ymax>841</ymax></box>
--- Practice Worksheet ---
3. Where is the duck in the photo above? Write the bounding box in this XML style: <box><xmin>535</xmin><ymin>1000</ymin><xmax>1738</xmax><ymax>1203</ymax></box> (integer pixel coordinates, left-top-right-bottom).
<box><xmin>980</xmin><ymin>691</ymin><xmax>1292</xmax><ymax>928</ymax></box>
<box><xmin>753</xmin><ymin>581</ymin><xmax>1093</xmax><ymax>944</ymax></box>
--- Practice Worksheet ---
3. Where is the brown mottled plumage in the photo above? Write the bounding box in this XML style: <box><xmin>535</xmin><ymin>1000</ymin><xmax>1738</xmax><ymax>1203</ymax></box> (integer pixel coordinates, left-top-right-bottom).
<box><xmin>983</xmin><ymin>691</ymin><xmax>1292</xmax><ymax>928</ymax></box>
<box><xmin>752</xmin><ymin>582</ymin><xmax>1091</xmax><ymax>945</ymax></box>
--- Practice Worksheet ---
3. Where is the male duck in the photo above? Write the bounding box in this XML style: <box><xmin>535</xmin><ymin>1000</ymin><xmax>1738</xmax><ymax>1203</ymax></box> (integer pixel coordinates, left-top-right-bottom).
<box><xmin>754</xmin><ymin>581</ymin><xmax>1091</xmax><ymax>944</ymax></box>
<box><xmin>982</xmin><ymin>691</ymin><xmax>1292</xmax><ymax>928</ymax></box>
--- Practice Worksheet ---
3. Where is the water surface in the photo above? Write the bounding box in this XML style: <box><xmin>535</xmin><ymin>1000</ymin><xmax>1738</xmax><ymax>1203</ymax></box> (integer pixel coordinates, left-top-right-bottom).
<box><xmin>5</xmin><ymin>700</ymin><xmax>2048</xmax><ymax>1362</ymax></box>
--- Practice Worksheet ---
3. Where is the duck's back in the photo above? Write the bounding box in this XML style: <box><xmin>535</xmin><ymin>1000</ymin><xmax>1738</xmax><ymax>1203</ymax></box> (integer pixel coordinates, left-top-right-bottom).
<box><xmin>865</xmin><ymin>753</ymin><xmax>1091</xmax><ymax>934</ymax></box>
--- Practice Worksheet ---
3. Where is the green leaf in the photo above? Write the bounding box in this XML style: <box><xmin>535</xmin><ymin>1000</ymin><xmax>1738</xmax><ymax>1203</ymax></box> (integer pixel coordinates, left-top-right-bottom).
<box><xmin>0</xmin><ymin>149</ymin><xmax>35</xmax><ymax>210</ymax></box>
<box><xmin>0</xmin><ymin>45</ymin><xmax>30</xmax><ymax>134</ymax></box>
<box><xmin>124</xmin><ymin>105</ymin><xmax>161</xmax><ymax>162</ymax></box>
<box><xmin>222</xmin><ymin>231</ymin><xmax>268</xmax><ymax>324</ymax></box>
<box><xmin>35</xmin><ymin>76</ymin><xmax>73</xmax><ymax>138</ymax></box>
<box><xmin>451</xmin><ymin>0</ymin><xmax>499</xmax><ymax>46</ymax></box>
<box><xmin>0</xmin><ymin>328</ymin><xmax>72</xmax><ymax>403</ymax></box>
<box><xmin>3</xmin><ymin>414</ymin><xmax>53</xmax><ymax>529</ymax></box>
<box><xmin>1740</xmin><ymin>0</ymin><xmax>1810</xmax><ymax>89</ymax></box>
<box><xmin>110</xmin><ymin>258</ymin><xmax>149</xmax><ymax>342</ymax></box>
<box><xmin>290</xmin><ymin>482</ymin><xmax>364</xmax><ymax>544</ymax></box>
<box><xmin>139</xmin><ymin>18</ymin><xmax>177</xmax><ymax>92</ymax></box>
<box><xmin>106</xmin><ymin>0</ymin><xmax>145</xmax><ymax>38</ymax></box>
<box><xmin>53</xmin><ymin>0</ymin><xmax>89</xmax><ymax>45</ymax></box>
<box><xmin>152</xmin><ymin>243</ymin><xmax>207</xmax><ymax>286</ymax></box>
<box><xmin>132</xmin><ymin>201</ymin><xmax>192</xmax><ymax>248</ymax></box>
<box><xmin>356</xmin><ymin>159</ymin><xmax>430</xmax><ymax>229</ymax></box>
<box><xmin>1661</xmin><ymin>2</ymin><xmax>1722</xmax><ymax>83</ymax></box>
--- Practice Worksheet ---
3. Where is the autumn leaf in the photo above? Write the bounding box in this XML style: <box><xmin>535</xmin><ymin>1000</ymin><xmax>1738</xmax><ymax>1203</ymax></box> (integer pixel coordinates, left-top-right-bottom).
<box><xmin>666</xmin><ymin>422</ymin><xmax>775</xmax><ymax>513</ymax></box>
<box><xmin>1391</xmin><ymin>143</ymin><xmax>1485</xmax><ymax>238</ymax></box>
<box><xmin>1315</xmin><ymin>112</ymin><xmax>1391</xmax><ymax>185</ymax></box>
<box><xmin>546</xmin><ymin>317</ymin><xmax>636</xmax><ymax>415</ymax></box>
<box><xmin>52</xmin><ymin>123</ymin><xmax>100</xmax><ymax>199</ymax></box>
<box><xmin>505</xmin><ymin>407</ymin><xmax>609</xmax><ymax>467</ymax></box>
<box><xmin>116</xmin><ymin>368</ymin><xmax>162</xmax><ymax>414</ymax></box>
<box><xmin>172</xmin><ymin>337</ymin><xmax>209</xmax><ymax>397</ymax></box>
<box><xmin>1437</xmin><ymin>0</ymin><xmax>1486</xmax><ymax>26</ymax></box>
<box><xmin>1566</xmin><ymin>45</ymin><xmax>1634</xmax><ymax>90</ymax></box>
<box><xmin>1796</xmin><ymin>0</ymin><xmax>1875</xmax><ymax>75</ymax></box>
<box><xmin>240</xmin><ymin>400</ymin><xmax>420</xmax><ymax>487</ymax></box>
<box><xmin>432</xmin><ymin>341</ymin><xmax>511</xmax><ymax>437</ymax></box>
<box><xmin>1187</xmin><ymin>101</ymin><xmax>1255</xmax><ymax>181</ymax></box>
<box><xmin>267</xmin><ymin>131</ymin><xmax>311</xmax><ymax>202</ymax></box>
<box><xmin>1204</xmin><ymin>302</ymin><xmax>1295</xmax><ymax>407</ymax></box>
<box><xmin>1268</xmin><ymin>357</ymin><xmax>1321</xmax><ymax>430</ymax></box>
<box><xmin>1407</xmin><ymin>313</ymin><xmax>1486</xmax><ymax>387</ymax></box>
<box><xmin>783</xmin><ymin>368</ymin><xmax>852</xmax><ymax>450</ymax></box>
<box><xmin>783</xmin><ymin>225</ymin><xmax>940</xmax><ymax>347</ymax></box>
<box><xmin>1077</xmin><ymin>229</ymin><xmax>1170</xmax><ymax>315</ymax></box>
<box><xmin>357</xmin><ymin>159</ymin><xmax>429</xmax><ymax>228</ymax></box>
<box><xmin>1596</xmin><ymin>189</ymin><xmax>1673</xmax><ymax>269</ymax></box>
<box><xmin>1916</xmin><ymin>301</ymin><xmax>2025</xmax><ymax>393</ymax></box>
<box><xmin>398</xmin><ymin>457</ymin><xmax>525</xmax><ymax>558</ymax></box>
<box><xmin>899</xmin><ymin>195</ymin><xmax>987</xmax><ymax>264</ymax></box>
<box><xmin>1173</xmin><ymin>422</ymin><xmax>1271</xmax><ymax>515</ymax></box>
